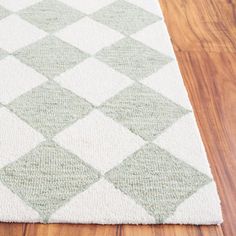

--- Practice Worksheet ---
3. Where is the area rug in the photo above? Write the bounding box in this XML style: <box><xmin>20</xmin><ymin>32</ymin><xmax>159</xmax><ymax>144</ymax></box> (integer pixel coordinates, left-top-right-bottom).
<box><xmin>0</xmin><ymin>0</ymin><xmax>222</xmax><ymax>224</ymax></box>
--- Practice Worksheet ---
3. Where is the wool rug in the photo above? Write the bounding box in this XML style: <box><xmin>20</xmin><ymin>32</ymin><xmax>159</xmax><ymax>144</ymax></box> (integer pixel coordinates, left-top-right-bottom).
<box><xmin>0</xmin><ymin>0</ymin><xmax>222</xmax><ymax>225</ymax></box>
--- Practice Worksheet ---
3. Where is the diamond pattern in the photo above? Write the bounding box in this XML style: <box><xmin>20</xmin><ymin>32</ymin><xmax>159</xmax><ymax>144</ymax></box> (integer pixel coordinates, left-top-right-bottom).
<box><xmin>105</xmin><ymin>143</ymin><xmax>211</xmax><ymax>222</ymax></box>
<box><xmin>0</xmin><ymin>181</ymin><xmax>40</xmax><ymax>222</ymax></box>
<box><xmin>0</xmin><ymin>0</ymin><xmax>221</xmax><ymax>224</ymax></box>
<box><xmin>55</xmin><ymin>58</ymin><xmax>133</xmax><ymax>106</ymax></box>
<box><xmin>0</xmin><ymin>15</ymin><xmax>46</xmax><ymax>53</ymax></box>
<box><xmin>125</xmin><ymin>0</ymin><xmax>163</xmax><ymax>17</ymax></box>
<box><xmin>92</xmin><ymin>0</ymin><xmax>160</xmax><ymax>35</ymax></box>
<box><xmin>154</xmin><ymin>113</ymin><xmax>211</xmax><ymax>176</ymax></box>
<box><xmin>14</xmin><ymin>36</ymin><xmax>89</xmax><ymax>79</ymax></box>
<box><xmin>58</xmin><ymin>0</ymin><xmax>116</xmax><ymax>14</ymax></box>
<box><xmin>0</xmin><ymin>56</ymin><xmax>47</xmax><ymax>105</ymax></box>
<box><xmin>0</xmin><ymin>48</ymin><xmax>7</xmax><ymax>60</ymax></box>
<box><xmin>0</xmin><ymin>107</ymin><xmax>44</xmax><ymax>169</ymax></box>
<box><xmin>50</xmin><ymin>179</ymin><xmax>155</xmax><ymax>223</ymax></box>
<box><xmin>54</xmin><ymin>110</ymin><xmax>145</xmax><ymax>174</ymax></box>
<box><xmin>55</xmin><ymin>17</ymin><xmax>124</xmax><ymax>54</ymax></box>
<box><xmin>100</xmin><ymin>83</ymin><xmax>189</xmax><ymax>141</ymax></box>
<box><xmin>8</xmin><ymin>81</ymin><xmax>93</xmax><ymax>138</ymax></box>
<box><xmin>19</xmin><ymin>0</ymin><xmax>84</xmax><ymax>33</ymax></box>
<box><xmin>142</xmin><ymin>61</ymin><xmax>192</xmax><ymax>109</ymax></box>
<box><xmin>0</xmin><ymin>141</ymin><xmax>100</xmax><ymax>220</ymax></box>
<box><xmin>0</xmin><ymin>0</ymin><xmax>42</xmax><ymax>11</ymax></box>
<box><xmin>0</xmin><ymin>6</ymin><xmax>10</xmax><ymax>20</ymax></box>
<box><xmin>132</xmin><ymin>21</ymin><xmax>175</xmax><ymax>57</ymax></box>
<box><xmin>96</xmin><ymin>37</ymin><xmax>172</xmax><ymax>80</ymax></box>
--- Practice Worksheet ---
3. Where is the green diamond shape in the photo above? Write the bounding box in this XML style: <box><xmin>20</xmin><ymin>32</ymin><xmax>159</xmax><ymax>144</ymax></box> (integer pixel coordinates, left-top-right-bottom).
<box><xmin>105</xmin><ymin>143</ymin><xmax>212</xmax><ymax>223</ymax></box>
<box><xmin>100</xmin><ymin>83</ymin><xmax>189</xmax><ymax>141</ymax></box>
<box><xmin>14</xmin><ymin>36</ymin><xmax>89</xmax><ymax>79</ymax></box>
<box><xmin>0</xmin><ymin>48</ymin><xmax>7</xmax><ymax>60</ymax></box>
<box><xmin>92</xmin><ymin>0</ymin><xmax>160</xmax><ymax>35</ymax></box>
<box><xmin>8</xmin><ymin>81</ymin><xmax>93</xmax><ymax>138</ymax></box>
<box><xmin>96</xmin><ymin>37</ymin><xmax>172</xmax><ymax>80</ymax></box>
<box><xmin>0</xmin><ymin>6</ymin><xmax>10</xmax><ymax>20</ymax></box>
<box><xmin>0</xmin><ymin>141</ymin><xmax>100</xmax><ymax>221</ymax></box>
<box><xmin>19</xmin><ymin>0</ymin><xmax>84</xmax><ymax>33</ymax></box>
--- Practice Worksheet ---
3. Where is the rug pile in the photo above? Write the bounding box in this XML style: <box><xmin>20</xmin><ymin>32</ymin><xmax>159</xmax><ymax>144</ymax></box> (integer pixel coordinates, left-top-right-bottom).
<box><xmin>0</xmin><ymin>0</ymin><xmax>222</xmax><ymax>224</ymax></box>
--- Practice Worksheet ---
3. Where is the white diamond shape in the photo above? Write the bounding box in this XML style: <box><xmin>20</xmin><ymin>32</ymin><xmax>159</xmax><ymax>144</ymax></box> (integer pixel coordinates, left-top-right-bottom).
<box><xmin>0</xmin><ymin>56</ymin><xmax>47</xmax><ymax>104</ymax></box>
<box><xmin>55</xmin><ymin>58</ymin><xmax>133</xmax><ymax>106</ymax></box>
<box><xmin>0</xmin><ymin>181</ymin><xmax>40</xmax><ymax>222</ymax></box>
<box><xmin>0</xmin><ymin>108</ymin><xmax>45</xmax><ymax>168</ymax></box>
<box><xmin>0</xmin><ymin>15</ymin><xmax>47</xmax><ymax>53</ymax></box>
<box><xmin>154</xmin><ymin>113</ymin><xmax>211</xmax><ymax>176</ymax></box>
<box><xmin>55</xmin><ymin>17</ymin><xmax>124</xmax><ymax>54</ymax></box>
<box><xmin>50</xmin><ymin>179</ymin><xmax>155</xmax><ymax>224</ymax></box>
<box><xmin>141</xmin><ymin>61</ymin><xmax>192</xmax><ymax>110</ymax></box>
<box><xmin>132</xmin><ymin>21</ymin><xmax>175</xmax><ymax>57</ymax></box>
<box><xmin>54</xmin><ymin>110</ymin><xmax>145</xmax><ymax>173</ymax></box>
<box><xmin>58</xmin><ymin>0</ymin><xmax>116</xmax><ymax>14</ymax></box>
<box><xmin>165</xmin><ymin>182</ymin><xmax>222</xmax><ymax>224</ymax></box>
<box><xmin>0</xmin><ymin>0</ymin><xmax>42</xmax><ymax>11</ymax></box>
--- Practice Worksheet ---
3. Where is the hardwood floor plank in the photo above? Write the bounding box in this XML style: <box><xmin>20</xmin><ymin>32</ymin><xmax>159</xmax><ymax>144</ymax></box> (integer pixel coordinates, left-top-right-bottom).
<box><xmin>121</xmin><ymin>225</ymin><xmax>223</xmax><ymax>236</ymax></box>
<box><xmin>0</xmin><ymin>223</ymin><xmax>26</xmax><ymax>236</ymax></box>
<box><xmin>175</xmin><ymin>51</ymin><xmax>236</xmax><ymax>236</ymax></box>
<box><xmin>160</xmin><ymin>0</ymin><xmax>236</xmax><ymax>52</ymax></box>
<box><xmin>24</xmin><ymin>224</ymin><xmax>117</xmax><ymax>236</ymax></box>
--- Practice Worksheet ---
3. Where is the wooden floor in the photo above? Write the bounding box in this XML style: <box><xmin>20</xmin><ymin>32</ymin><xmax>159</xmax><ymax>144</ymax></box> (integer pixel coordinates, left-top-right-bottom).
<box><xmin>1</xmin><ymin>0</ymin><xmax>236</xmax><ymax>235</ymax></box>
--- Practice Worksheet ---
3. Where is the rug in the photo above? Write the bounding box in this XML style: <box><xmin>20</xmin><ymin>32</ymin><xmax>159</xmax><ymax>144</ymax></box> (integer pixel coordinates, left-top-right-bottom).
<box><xmin>0</xmin><ymin>0</ymin><xmax>222</xmax><ymax>224</ymax></box>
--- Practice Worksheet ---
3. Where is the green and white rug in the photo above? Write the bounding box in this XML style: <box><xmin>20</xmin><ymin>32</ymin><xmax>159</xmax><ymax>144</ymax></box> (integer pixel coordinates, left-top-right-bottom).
<box><xmin>0</xmin><ymin>0</ymin><xmax>222</xmax><ymax>224</ymax></box>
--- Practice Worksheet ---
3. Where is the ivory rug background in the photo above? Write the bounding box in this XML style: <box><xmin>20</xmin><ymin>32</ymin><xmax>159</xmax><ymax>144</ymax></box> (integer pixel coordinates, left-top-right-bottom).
<box><xmin>0</xmin><ymin>0</ymin><xmax>222</xmax><ymax>224</ymax></box>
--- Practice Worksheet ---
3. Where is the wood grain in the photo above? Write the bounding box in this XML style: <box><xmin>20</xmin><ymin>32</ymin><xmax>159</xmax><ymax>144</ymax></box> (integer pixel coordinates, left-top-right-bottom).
<box><xmin>0</xmin><ymin>0</ymin><xmax>235</xmax><ymax>235</ymax></box>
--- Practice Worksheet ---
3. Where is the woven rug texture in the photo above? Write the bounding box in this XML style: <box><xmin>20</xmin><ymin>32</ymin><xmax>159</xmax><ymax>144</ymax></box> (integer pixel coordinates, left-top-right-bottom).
<box><xmin>0</xmin><ymin>0</ymin><xmax>222</xmax><ymax>224</ymax></box>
